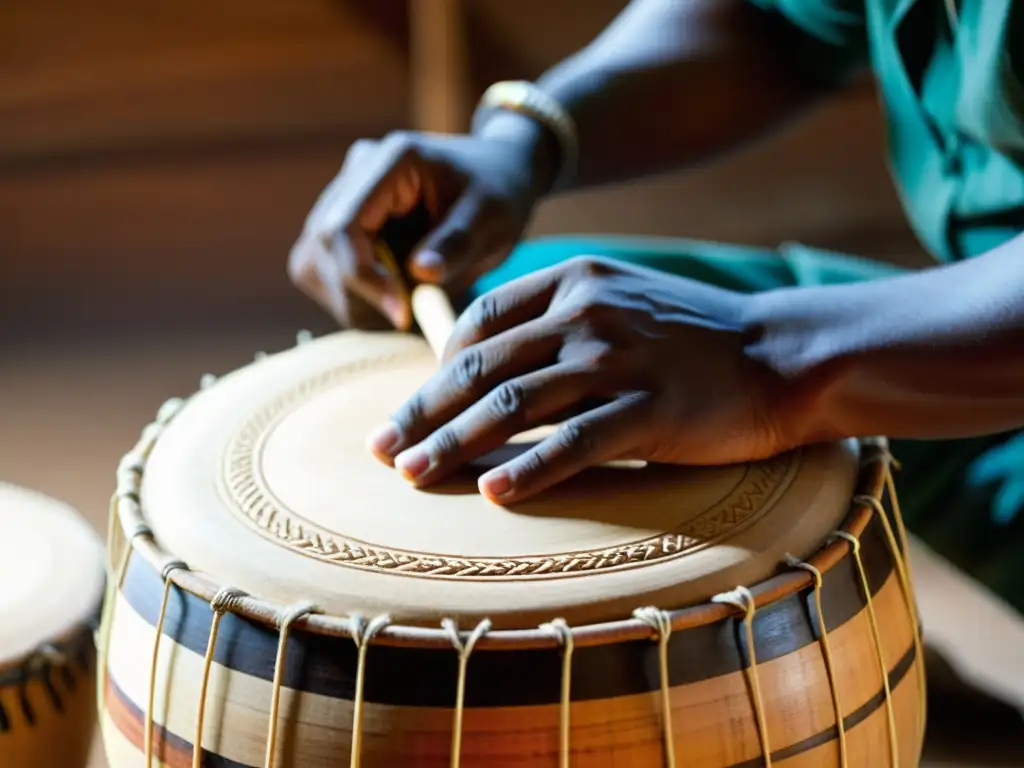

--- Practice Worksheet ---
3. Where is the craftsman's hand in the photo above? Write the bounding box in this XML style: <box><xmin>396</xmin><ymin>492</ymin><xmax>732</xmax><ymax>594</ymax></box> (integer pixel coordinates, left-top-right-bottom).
<box><xmin>288</xmin><ymin>115</ymin><xmax>556</xmax><ymax>330</ymax></box>
<box><xmin>366</xmin><ymin>256</ymin><xmax>797</xmax><ymax>504</ymax></box>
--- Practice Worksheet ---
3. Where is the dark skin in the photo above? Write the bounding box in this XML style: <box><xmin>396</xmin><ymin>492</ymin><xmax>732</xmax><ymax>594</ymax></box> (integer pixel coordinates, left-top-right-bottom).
<box><xmin>368</xmin><ymin>239</ymin><xmax>1024</xmax><ymax>504</ymax></box>
<box><xmin>291</xmin><ymin>0</ymin><xmax>1024</xmax><ymax>504</ymax></box>
<box><xmin>366</xmin><ymin>256</ymin><xmax>782</xmax><ymax>501</ymax></box>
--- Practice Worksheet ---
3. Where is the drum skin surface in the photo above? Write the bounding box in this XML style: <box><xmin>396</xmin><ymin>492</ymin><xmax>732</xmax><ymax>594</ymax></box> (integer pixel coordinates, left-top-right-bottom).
<box><xmin>100</xmin><ymin>330</ymin><xmax>926</xmax><ymax>768</ymax></box>
<box><xmin>140</xmin><ymin>331</ymin><xmax>860</xmax><ymax>627</ymax></box>
<box><xmin>0</xmin><ymin>482</ymin><xmax>104</xmax><ymax>768</ymax></box>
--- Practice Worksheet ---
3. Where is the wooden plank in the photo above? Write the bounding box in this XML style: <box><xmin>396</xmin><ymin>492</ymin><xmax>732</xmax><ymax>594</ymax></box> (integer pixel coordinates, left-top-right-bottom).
<box><xmin>409</xmin><ymin>0</ymin><xmax>469</xmax><ymax>132</ymax></box>
<box><xmin>0</xmin><ymin>0</ymin><xmax>409</xmax><ymax>163</ymax></box>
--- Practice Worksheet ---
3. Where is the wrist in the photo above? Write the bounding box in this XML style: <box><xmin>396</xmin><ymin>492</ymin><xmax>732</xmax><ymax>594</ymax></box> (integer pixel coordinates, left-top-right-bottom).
<box><xmin>475</xmin><ymin>110</ymin><xmax>561</xmax><ymax>200</ymax></box>
<box><xmin>743</xmin><ymin>287</ymin><xmax>858</xmax><ymax>448</ymax></box>
<box><xmin>471</xmin><ymin>80</ymin><xmax>578</xmax><ymax>196</ymax></box>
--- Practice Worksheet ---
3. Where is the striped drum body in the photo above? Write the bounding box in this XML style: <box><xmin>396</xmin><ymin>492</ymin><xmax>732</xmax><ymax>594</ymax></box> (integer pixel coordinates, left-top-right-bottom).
<box><xmin>98</xmin><ymin>331</ymin><xmax>925</xmax><ymax>768</ymax></box>
<box><xmin>0</xmin><ymin>483</ymin><xmax>105</xmax><ymax>768</ymax></box>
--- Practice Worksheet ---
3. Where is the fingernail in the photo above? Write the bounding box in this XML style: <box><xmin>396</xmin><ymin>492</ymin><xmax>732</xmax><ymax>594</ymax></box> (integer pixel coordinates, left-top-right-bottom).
<box><xmin>479</xmin><ymin>470</ymin><xmax>512</xmax><ymax>500</ymax></box>
<box><xmin>367</xmin><ymin>422</ymin><xmax>401</xmax><ymax>456</ymax></box>
<box><xmin>381</xmin><ymin>295</ymin><xmax>411</xmax><ymax>330</ymax></box>
<box><xmin>395</xmin><ymin>447</ymin><xmax>432</xmax><ymax>480</ymax></box>
<box><xmin>412</xmin><ymin>251</ymin><xmax>445</xmax><ymax>280</ymax></box>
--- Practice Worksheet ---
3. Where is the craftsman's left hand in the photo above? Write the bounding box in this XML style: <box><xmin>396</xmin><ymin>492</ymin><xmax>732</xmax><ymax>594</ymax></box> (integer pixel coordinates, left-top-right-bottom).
<box><xmin>367</xmin><ymin>256</ymin><xmax>795</xmax><ymax>504</ymax></box>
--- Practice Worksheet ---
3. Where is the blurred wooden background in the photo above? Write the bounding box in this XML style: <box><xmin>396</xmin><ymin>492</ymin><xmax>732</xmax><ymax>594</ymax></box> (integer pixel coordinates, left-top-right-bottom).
<box><xmin>0</xmin><ymin>0</ymin><xmax>926</xmax><ymax>347</ymax></box>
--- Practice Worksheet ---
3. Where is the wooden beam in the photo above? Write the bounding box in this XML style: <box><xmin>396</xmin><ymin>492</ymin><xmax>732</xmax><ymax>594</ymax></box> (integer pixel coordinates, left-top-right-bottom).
<box><xmin>409</xmin><ymin>0</ymin><xmax>469</xmax><ymax>133</ymax></box>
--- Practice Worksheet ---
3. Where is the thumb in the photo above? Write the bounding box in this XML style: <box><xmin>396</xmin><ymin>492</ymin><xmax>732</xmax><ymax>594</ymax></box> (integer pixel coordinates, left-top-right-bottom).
<box><xmin>408</xmin><ymin>187</ymin><xmax>498</xmax><ymax>285</ymax></box>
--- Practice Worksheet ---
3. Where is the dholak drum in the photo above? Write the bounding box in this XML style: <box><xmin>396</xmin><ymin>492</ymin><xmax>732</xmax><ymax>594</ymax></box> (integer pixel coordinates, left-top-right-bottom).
<box><xmin>99</xmin><ymin>331</ymin><xmax>926</xmax><ymax>768</ymax></box>
<box><xmin>0</xmin><ymin>482</ymin><xmax>105</xmax><ymax>767</ymax></box>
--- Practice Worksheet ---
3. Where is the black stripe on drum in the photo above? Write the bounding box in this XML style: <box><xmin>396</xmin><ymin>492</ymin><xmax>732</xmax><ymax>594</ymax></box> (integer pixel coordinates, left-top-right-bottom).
<box><xmin>118</xmin><ymin>511</ymin><xmax>897</xmax><ymax>708</ymax></box>
<box><xmin>103</xmin><ymin>642</ymin><xmax>919</xmax><ymax>768</ymax></box>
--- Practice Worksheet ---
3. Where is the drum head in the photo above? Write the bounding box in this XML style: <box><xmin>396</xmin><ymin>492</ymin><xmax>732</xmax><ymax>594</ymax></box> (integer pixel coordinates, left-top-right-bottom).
<box><xmin>141</xmin><ymin>332</ymin><xmax>860</xmax><ymax>628</ymax></box>
<box><xmin>0</xmin><ymin>483</ymin><xmax>105</xmax><ymax>668</ymax></box>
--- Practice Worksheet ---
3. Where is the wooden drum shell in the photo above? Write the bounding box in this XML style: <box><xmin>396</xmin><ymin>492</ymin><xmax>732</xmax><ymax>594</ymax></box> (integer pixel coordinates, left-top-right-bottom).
<box><xmin>0</xmin><ymin>631</ymin><xmax>97</xmax><ymax>768</ymax></box>
<box><xmin>98</xmin><ymin>402</ymin><xmax>926</xmax><ymax>767</ymax></box>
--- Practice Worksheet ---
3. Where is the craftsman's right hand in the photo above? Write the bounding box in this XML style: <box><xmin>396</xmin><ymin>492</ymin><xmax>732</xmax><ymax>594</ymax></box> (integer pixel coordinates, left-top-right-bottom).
<box><xmin>288</xmin><ymin>114</ymin><xmax>556</xmax><ymax>330</ymax></box>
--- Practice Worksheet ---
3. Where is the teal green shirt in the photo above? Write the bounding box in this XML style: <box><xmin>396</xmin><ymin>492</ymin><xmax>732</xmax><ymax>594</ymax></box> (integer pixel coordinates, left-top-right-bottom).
<box><xmin>751</xmin><ymin>0</ymin><xmax>1024</xmax><ymax>261</ymax></box>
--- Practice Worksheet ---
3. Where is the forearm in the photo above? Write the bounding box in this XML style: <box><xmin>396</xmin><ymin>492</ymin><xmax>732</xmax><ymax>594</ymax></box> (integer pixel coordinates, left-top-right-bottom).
<box><xmin>750</xmin><ymin>235</ymin><xmax>1024</xmax><ymax>443</ymax></box>
<box><xmin>480</xmin><ymin>0</ymin><xmax>833</xmax><ymax>193</ymax></box>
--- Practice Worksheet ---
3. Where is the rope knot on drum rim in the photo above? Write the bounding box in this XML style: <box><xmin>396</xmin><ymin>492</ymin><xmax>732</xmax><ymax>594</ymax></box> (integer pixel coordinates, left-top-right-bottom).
<box><xmin>831</xmin><ymin>529</ymin><xmax>861</xmax><ymax>555</ymax></box>
<box><xmin>115</xmin><ymin>481</ymin><xmax>141</xmax><ymax>503</ymax></box>
<box><xmin>632</xmin><ymin>607</ymin><xmax>677</xmax><ymax>768</ymax></box>
<box><xmin>442</xmin><ymin>617</ymin><xmax>492</xmax><ymax>656</ymax></box>
<box><xmin>156</xmin><ymin>397</ymin><xmax>187</xmax><ymax>426</ymax></box>
<box><xmin>348</xmin><ymin>613</ymin><xmax>392</xmax><ymax>647</ymax></box>
<box><xmin>633</xmin><ymin>606</ymin><xmax>672</xmax><ymax>639</ymax></box>
<box><xmin>126</xmin><ymin>521</ymin><xmax>153</xmax><ymax>541</ymax></box>
<box><xmin>116</xmin><ymin>453</ymin><xmax>147</xmax><ymax>499</ymax></box>
<box><xmin>210</xmin><ymin>586</ymin><xmax>249</xmax><ymax>615</ymax></box>
<box><xmin>711</xmin><ymin>585</ymin><xmax>756</xmax><ymax>614</ymax></box>
<box><xmin>858</xmin><ymin>437</ymin><xmax>902</xmax><ymax>471</ymax></box>
<box><xmin>160</xmin><ymin>560</ymin><xmax>188</xmax><ymax>582</ymax></box>
<box><xmin>347</xmin><ymin>613</ymin><xmax>393</xmax><ymax>768</ymax></box>
<box><xmin>441</xmin><ymin>618</ymin><xmax>493</xmax><ymax>768</ymax></box>
<box><xmin>118</xmin><ymin>453</ymin><xmax>147</xmax><ymax>476</ymax></box>
<box><xmin>275</xmin><ymin>600</ymin><xmax>320</xmax><ymax>630</ymax></box>
<box><xmin>116</xmin><ymin>493</ymin><xmax>152</xmax><ymax>546</ymax></box>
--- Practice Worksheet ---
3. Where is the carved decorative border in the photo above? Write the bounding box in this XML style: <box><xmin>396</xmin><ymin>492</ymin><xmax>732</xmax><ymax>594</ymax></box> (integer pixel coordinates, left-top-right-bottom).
<box><xmin>222</xmin><ymin>349</ymin><xmax>802</xmax><ymax>580</ymax></box>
